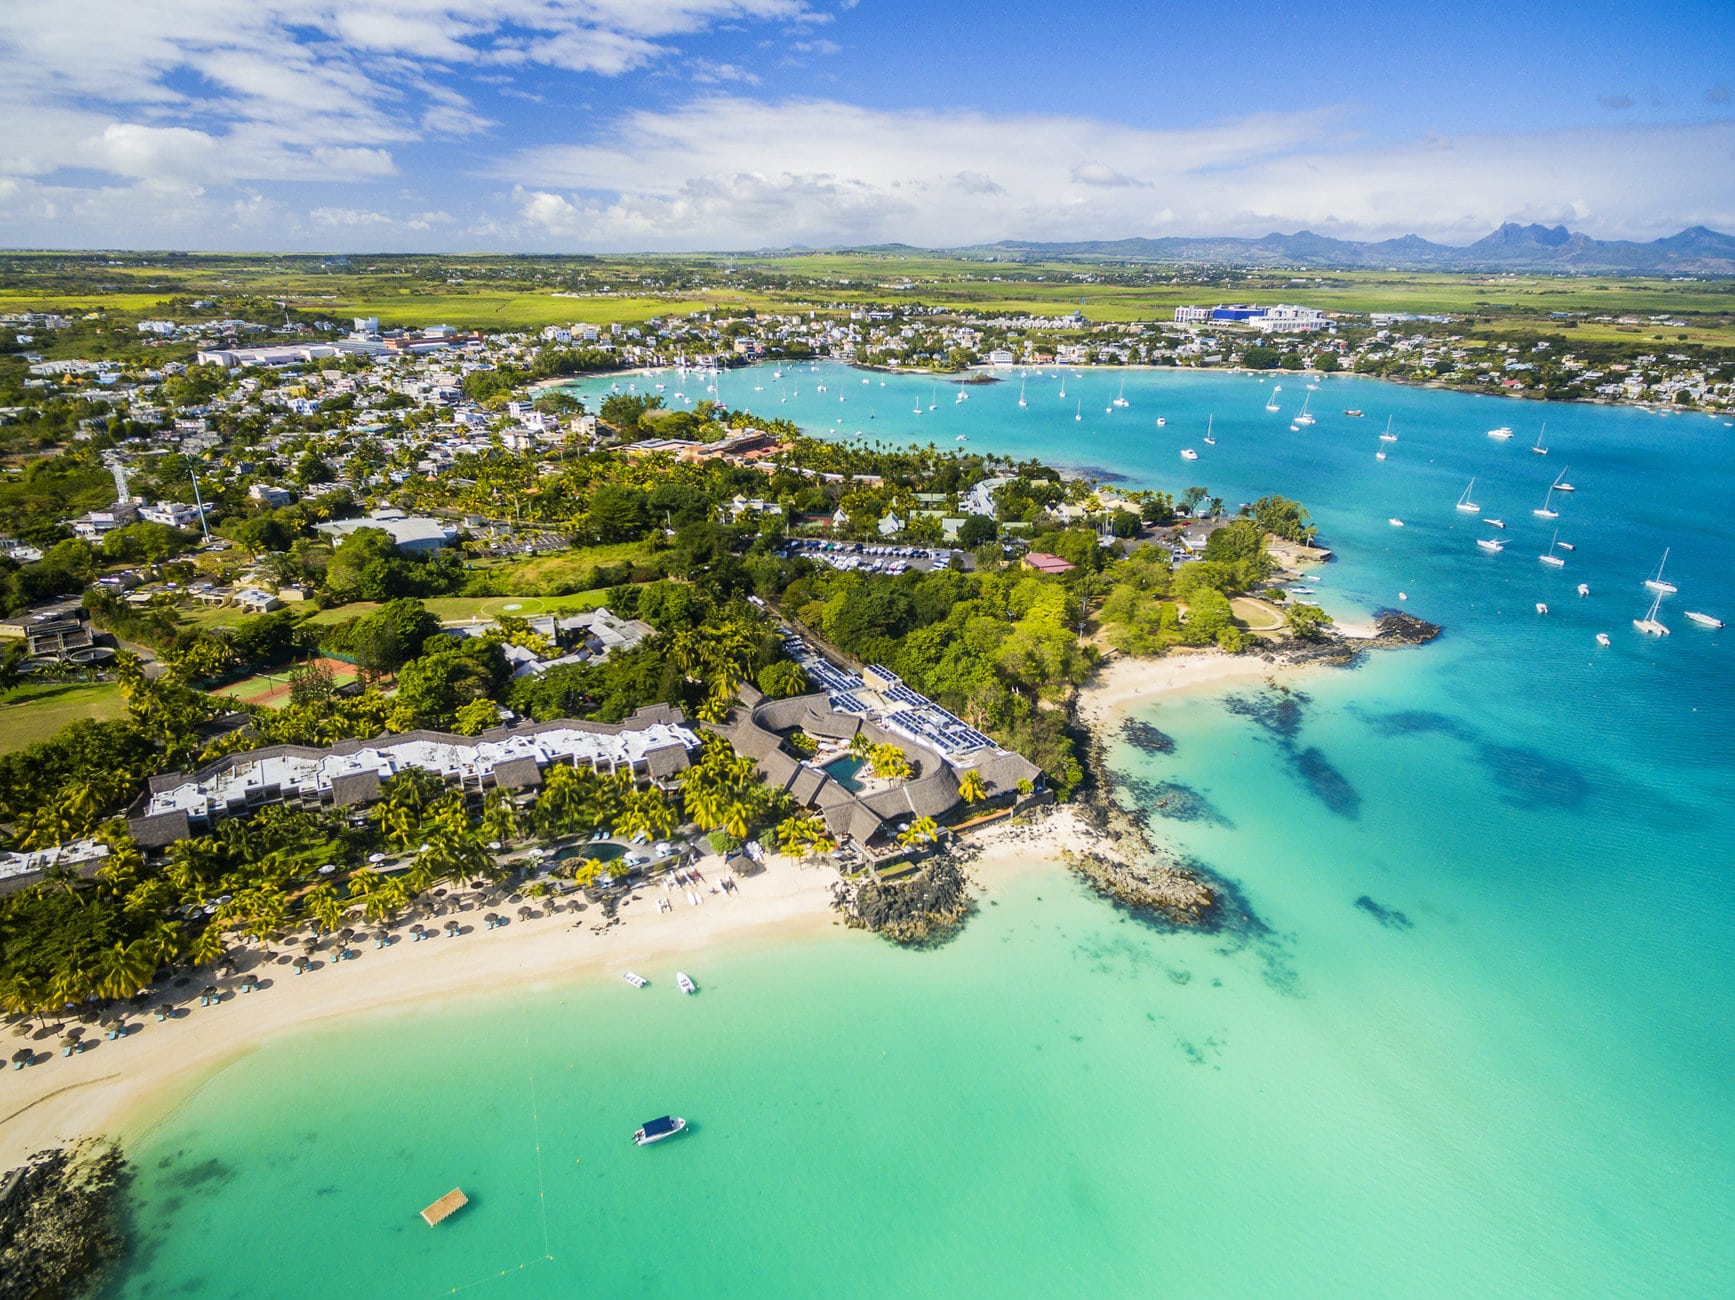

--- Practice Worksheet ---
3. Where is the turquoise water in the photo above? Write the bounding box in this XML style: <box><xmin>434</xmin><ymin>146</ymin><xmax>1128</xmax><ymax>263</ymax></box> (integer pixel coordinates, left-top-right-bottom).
<box><xmin>821</xmin><ymin>755</ymin><xmax>867</xmax><ymax>792</ymax></box>
<box><xmin>107</xmin><ymin>365</ymin><xmax>1735</xmax><ymax>1296</ymax></box>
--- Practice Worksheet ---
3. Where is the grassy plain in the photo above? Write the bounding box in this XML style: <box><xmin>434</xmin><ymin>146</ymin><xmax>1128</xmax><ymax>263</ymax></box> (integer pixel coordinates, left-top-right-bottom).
<box><xmin>0</xmin><ymin>681</ymin><xmax>126</xmax><ymax>752</ymax></box>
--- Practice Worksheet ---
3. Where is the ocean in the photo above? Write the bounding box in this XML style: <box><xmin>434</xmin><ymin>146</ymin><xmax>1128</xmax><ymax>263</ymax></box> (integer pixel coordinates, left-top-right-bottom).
<box><xmin>103</xmin><ymin>364</ymin><xmax>1734</xmax><ymax>1297</ymax></box>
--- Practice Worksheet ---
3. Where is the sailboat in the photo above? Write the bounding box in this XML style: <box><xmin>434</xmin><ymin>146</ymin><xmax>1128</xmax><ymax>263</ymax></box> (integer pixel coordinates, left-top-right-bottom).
<box><xmin>1455</xmin><ymin>479</ymin><xmax>1479</xmax><ymax>513</ymax></box>
<box><xmin>1533</xmin><ymin>485</ymin><xmax>1559</xmax><ymax>520</ymax></box>
<box><xmin>1530</xmin><ymin>423</ymin><xmax>1549</xmax><ymax>455</ymax></box>
<box><xmin>1539</xmin><ymin>529</ymin><xmax>1566</xmax><ymax>567</ymax></box>
<box><xmin>1633</xmin><ymin>590</ymin><xmax>1670</xmax><ymax>636</ymax></box>
<box><xmin>1644</xmin><ymin>548</ymin><xmax>1677</xmax><ymax>594</ymax></box>
<box><xmin>1074</xmin><ymin>399</ymin><xmax>1082</xmax><ymax>422</ymax></box>
<box><xmin>1058</xmin><ymin>378</ymin><xmax>1066</xmax><ymax>398</ymax></box>
<box><xmin>1379</xmin><ymin>417</ymin><xmax>1398</xmax><ymax>442</ymax></box>
<box><xmin>1552</xmin><ymin>465</ymin><xmax>1575</xmax><ymax>492</ymax></box>
<box><xmin>1293</xmin><ymin>392</ymin><xmax>1315</xmax><ymax>426</ymax></box>
<box><xmin>1112</xmin><ymin>378</ymin><xmax>1129</xmax><ymax>408</ymax></box>
<box><xmin>1202</xmin><ymin>416</ymin><xmax>1216</xmax><ymax>446</ymax></box>
<box><xmin>1265</xmin><ymin>388</ymin><xmax>1279</xmax><ymax>412</ymax></box>
<box><xmin>1017</xmin><ymin>379</ymin><xmax>1027</xmax><ymax>408</ymax></box>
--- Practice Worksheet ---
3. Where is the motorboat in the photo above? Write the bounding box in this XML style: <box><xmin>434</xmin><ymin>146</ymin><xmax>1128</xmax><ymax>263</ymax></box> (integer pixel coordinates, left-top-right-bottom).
<box><xmin>1180</xmin><ymin>448</ymin><xmax>1198</xmax><ymax>460</ymax></box>
<box><xmin>1477</xmin><ymin>538</ymin><xmax>1505</xmax><ymax>553</ymax></box>
<box><xmin>1488</xmin><ymin>426</ymin><xmax>1514</xmax><ymax>439</ymax></box>
<box><xmin>1577</xmin><ymin>583</ymin><xmax>1590</xmax><ymax>597</ymax></box>
<box><xmin>1596</xmin><ymin>633</ymin><xmax>1611</xmax><ymax>646</ymax></box>
<box><xmin>1156</xmin><ymin>416</ymin><xmax>1166</xmax><ymax>427</ymax></box>
<box><xmin>1483</xmin><ymin>518</ymin><xmax>1505</xmax><ymax>529</ymax></box>
<box><xmin>1535</xmin><ymin>603</ymin><xmax>1549</xmax><ymax>614</ymax></box>
<box><xmin>1344</xmin><ymin>409</ymin><xmax>1364</xmax><ymax>417</ymax></box>
<box><xmin>634</xmin><ymin>1116</ymin><xmax>687</xmax><ymax>1146</ymax></box>
<box><xmin>623</xmin><ymin>972</ymin><xmax>648</xmax><ymax>988</ymax></box>
<box><xmin>676</xmin><ymin>971</ymin><xmax>697</xmax><ymax>995</ymax></box>
<box><xmin>1685</xmin><ymin>611</ymin><xmax>1725</xmax><ymax>628</ymax></box>
<box><xmin>1388</xmin><ymin>518</ymin><xmax>1405</xmax><ymax>527</ymax></box>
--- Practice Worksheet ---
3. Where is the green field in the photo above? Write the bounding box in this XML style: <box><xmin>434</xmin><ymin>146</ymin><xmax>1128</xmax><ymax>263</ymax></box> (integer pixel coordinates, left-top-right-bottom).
<box><xmin>302</xmin><ymin>591</ymin><xmax>613</xmax><ymax>627</ymax></box>
<box><xmin>0</xmin><ymin>681</ymin><xmax>126</xmax><ymax>753</ymax></box>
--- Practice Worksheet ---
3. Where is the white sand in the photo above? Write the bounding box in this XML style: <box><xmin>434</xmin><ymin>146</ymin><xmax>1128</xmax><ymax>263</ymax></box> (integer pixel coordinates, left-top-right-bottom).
<box><xmin>1074</xmin><ymin>650</ymin><xmax>1310</xmax><ymax>733</ymax></box>
<box><xmin>0</xmin><ymin>852</ymin><xmax>841</xmax><ymax>1166</ymax></box>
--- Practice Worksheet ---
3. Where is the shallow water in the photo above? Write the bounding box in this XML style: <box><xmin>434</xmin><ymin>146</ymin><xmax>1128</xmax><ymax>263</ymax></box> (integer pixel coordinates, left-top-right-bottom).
<box><xmin>105</xmin><ymin>365</ymin><xmax>1735</xmax><ymax>1296</ymax></box>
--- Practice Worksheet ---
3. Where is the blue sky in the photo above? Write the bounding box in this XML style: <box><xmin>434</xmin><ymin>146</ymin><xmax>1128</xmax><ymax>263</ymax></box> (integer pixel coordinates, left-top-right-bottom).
<box><xmin>0</xmin><ymin>0</ymin><xmax>1731</xmax><ymax>251</ymax></box>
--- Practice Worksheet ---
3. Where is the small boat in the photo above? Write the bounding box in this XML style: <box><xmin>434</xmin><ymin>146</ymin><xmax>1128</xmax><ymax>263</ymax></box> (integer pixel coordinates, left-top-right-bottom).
<box><xmin>1388</xmin><ymin>518</ymin><xmax>1405</xmax><ymax>527</ymax></box>
<box><xmin>1483</xmin><ymin>517</ymin><xmax>1505</xmax><ymax>529</ymax></box>
<box><xmin>1596</xmin><ymin>633</ymin><xmax>1611</xmax><ymax>646</ymax></box>
<box><xmin>1155</xmin><ymin>416</ymin><xmax>1166</xmax><ymax>427</ymax></box>
<box><xmin>1685</xmin><ymin>611</ymin><xmax>1725</xmax><ymax>628</ymax></box>
<box><xmin>1375</xmin><ymin>451</ymin><xmax>1386</xmax><ymax>461</ymax></box>
<box><xmin>1455</xmin><ymin>479</ymin><xmax>1479</xmax><ymax>513</ymax></box>
<box><xmin>623</xmin><ymin>972</ymin><xmax>648</xmax><ymax>988</ymax></box>
<box><xmin>1539</xmin><ymin>529</ymin><xmax>1566</xmax><ymax>568</ymax></box>
<box><xmin>1634</xmin><ymin>590</ymin><xmax>1670</xmax><ymax>636</ymax></box>
<box><xmin>633</xmin><ymin>1116</ymin><xmax>687</xmax><ymax>1146</ymax></box>
<box><xmin>1488</xmin><ymin>426</ymin><xmax>1514</xmax><ymax>440</ymax></box>
<box><xmin>1644</xmin><ymin>548</ymin><xmax>1677</xmax><ymax>594</ymax></box>
<box><xmin>1557</xmin><ymin>542</ymin><xmax>1575</xmax><ymax>551</ymax></box>
<box><xmin>1477</xmin><ymin>537</ymin><xmax>1505</xmax><ymax>553</ymax></box>
<box><xmin>1344</xmin><ymin>409</ymin><xmax>1364</xmax><ymax>417</ymax></box>
<box><xmin>1578</xmin><ymin>583</ymin><xmax>1590</xmax><ymax>597</ymax></box>
<box><xmin>1180</xmin><ymin>448</ymin><xmax>1198</xmax><ymax>461</ymax></box>
<box><xmin>1530</xmin><ymin>423</ymin><xmax>1549</xmax><ymax>455</ymax></box>
<box><xmin>1535</xmin><ymin>603</ymin><xmax>1549</xmax><ymax>614</ymax></box>
<box><xmin>1379</xmin><ymin>417</ymin><xmax>1398</xmax><ymax>442</ymax></box>
<box><xmin>956</xmin><ymin>434</ymin><xmax>967</xmax><ymax>442</ymax></box>
<box><xmin>676</xmin><ymin>972</ymin><xmax>697</xmax><ymax>995</ymax></box>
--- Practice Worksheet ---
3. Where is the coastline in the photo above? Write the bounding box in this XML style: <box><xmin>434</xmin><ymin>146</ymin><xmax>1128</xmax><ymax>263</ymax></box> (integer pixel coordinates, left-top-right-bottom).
<box><xmin>0</xmin><ymin>810</ymin><xmax>1106</xmax><ymax>1169</ymax></box>
<box><xmin>1074</xmin><ymin>648</ymin><xmax>1314</xmax><ymax>736</ymax></box>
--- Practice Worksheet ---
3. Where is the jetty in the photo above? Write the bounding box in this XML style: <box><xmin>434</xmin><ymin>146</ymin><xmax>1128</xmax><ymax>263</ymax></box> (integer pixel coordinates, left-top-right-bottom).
<box><xmin>420</xmin><ymin>1188</ymin><xmax>468</xmax><ymax>1226</ymax></box>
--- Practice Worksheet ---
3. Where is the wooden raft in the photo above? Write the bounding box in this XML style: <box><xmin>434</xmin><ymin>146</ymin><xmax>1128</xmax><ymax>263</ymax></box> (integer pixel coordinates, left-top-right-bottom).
<box><xmin>420</xmin><ymin>1188</ymin><xmax>468</xmax><ymax>1226</ymax></box>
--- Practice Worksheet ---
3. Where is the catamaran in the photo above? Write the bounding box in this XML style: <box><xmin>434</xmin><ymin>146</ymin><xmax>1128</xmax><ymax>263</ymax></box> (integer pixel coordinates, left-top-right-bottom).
<box><xmin>1633</xmin><ymin>590</ymin><xmax>1670</xmax><ymax>636</ymax></box>
<box><xmin>1455</xmin><ymin>479</ymin><xmax>1480</xmax><ymax>513</ymax></box>
<box><xmin>1488</xmin><ymin>425</ymin><xmax>1514</xmax><ymax>439</ymax></box>
<box><xmin>1530</xmin><ymin>423</ymin><xmax>1549</xmax><ymax>455</ymax></box>
<box><xmin>1644</xmin><ymin>548</ymin><xmax>1677</xmax><ymax>593</ymax></box>
<box><xmin>1539</xmin><ymin>529</ymin><xmax>1566</xmax><ymax>567</ymax></box>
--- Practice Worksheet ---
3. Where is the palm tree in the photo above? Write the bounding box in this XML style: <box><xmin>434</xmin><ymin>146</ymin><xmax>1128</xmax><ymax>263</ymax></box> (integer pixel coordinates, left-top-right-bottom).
<box><xmin>187</xmin><ymin>924</ymin><xmax>227</xmax><ymax>968</ymax></box>
<box><xmin>617</xmin><ymin>789</ymin><xmax>677</xmax><ymax>842</ymax></box>
<box><xmin>847</xmin><ymin>730</ymin><xmax>872</xmax><ymax>761</ymax></box>
<box><xmin>719</xmin><ymin>799</ymin><xmax>752</xmax><ymax>841</ymax></box>
<box><xmin>90</xmin><ymin>940</ymin><xmax>156</xmax><ymax>1001</ymax></box>
<box><xmin>302</xmin><ymin>881</ymin><xmax>345</xmax><ymax>934</ymax></box>
<box><xmin>164</xmin><ymin>837</ymin><xmax>221</xmax><ymax>900</ymax></box>
<box><xmin>956</xmin><ymin>769</ymin><xmax>989</xmax><ymax>806</ymax></box>
<box><xmin>362</xmin><ymin>876</ymin><xmax>409</xmax><ymax>924</ymax></box>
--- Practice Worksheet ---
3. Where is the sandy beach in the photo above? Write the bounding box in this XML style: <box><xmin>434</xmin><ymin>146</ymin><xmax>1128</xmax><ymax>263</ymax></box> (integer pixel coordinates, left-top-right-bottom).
<box><xmin>0</xmin><ymin>852</ymin><xmax>843</xmax><ymax>1167</ymax></box>
<box><xmin>0</xmin><ymin>805</ymin><xmax>1122</xmax><ymax>1167</ymax></box>
<box><xmin>1074</xmin><ymin>649</ymin><xmax>1311</xmax><ymax>735</ymax></box>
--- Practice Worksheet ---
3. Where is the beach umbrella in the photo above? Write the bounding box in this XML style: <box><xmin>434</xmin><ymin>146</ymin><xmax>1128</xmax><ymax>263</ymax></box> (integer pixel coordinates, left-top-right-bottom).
<box><xmin>367</xmin><ymin>852</ymin><xmax>387</xmax><ymax>864</ymax></box>
<box><xmin>13</xmin><ymin>1049</ymin><xmax>32</xmax><ymax>1069</ymax></box>
<box><xmin>318</xmin><ymin>864</ymin><xmax>337</xmax><ymax>875</ymax></box>
<box><xmin>517</xmin><ymin>906</ymin><xmax>532</xmax><ymax>922</ymax></box>
<box><xmin>155</xmin><ymin>1003</ymin><xmax>172</xmax><ymax>1020</ymax></box>
<box><xmin>488</xmin><ymin>841</ymin><xmax>502</xmax><ymax>852</ymax></box>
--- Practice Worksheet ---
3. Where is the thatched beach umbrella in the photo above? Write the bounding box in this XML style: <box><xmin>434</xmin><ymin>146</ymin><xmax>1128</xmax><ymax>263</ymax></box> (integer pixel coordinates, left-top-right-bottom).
<box><xmin>373</xmin><ymin>930</ymin><xmax>389</xmax><ymax>949</ymax></box>
<box><xmin>443</xmin><ymin>919</ymin><xmax>461</xmax><ymax>938</ymax></box>
<box><xmin>292</xmin><ymin>956</ymin><xmax>309</xmax><ymax>975</ymax></box>
<box><xmin>12</xmin><ymin>1048</ymin><xmax>33</xmax><ymax>1070</ymax></box>
<box><xmin>201</xmin><ymin>985</ymin><xmax>219</xmax><ymax>1006</ymax></box>
<box><xmin>410</xmin><ymin>923</ymin><xmax>426</xmax><ymax>942</ymax></box>
<box><xmin>517</xmin><ymin>906</ymin><xmax>532</xmax><ymax>922</ymax></box>
<box><xmin>155</xmin><ymin>1003</ymin><xmax>173</xmax><ymax>1021</ymax></box>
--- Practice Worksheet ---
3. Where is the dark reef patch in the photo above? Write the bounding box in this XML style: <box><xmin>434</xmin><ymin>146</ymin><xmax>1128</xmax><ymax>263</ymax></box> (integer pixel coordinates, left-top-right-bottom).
<box><xmin>1478</xmin><ymin>743</ymin><xmax>1590</xmax><ymax>809</ymax></box>
<box><xmin>1223</xmin><ymin>686</ymin><xmax>1309</xmax><ymax>741</ymax></box>
<box><xmin>1121</xmin><ymin>718</ymin><xmax>1176</xmax><ymax>754</ymax></box>
<box><xmin>1354</xmin><ymin>895</ymin><xmax>1414</xmax><ymax>930</ymax></box>
<box><xmin>1293</xmin><ymin>746</ymin><xmax>1362</xmax><ymax>819</ymax></box>
<box><xmin>1354</xmin><ymin>707</ymin><xmax>1476</xmax><ymax>742</ymax></box>
<box><xmin>1133</xmin><ymin>779</ymin><xmax>1235</xmax><ymax>828</ymax></box>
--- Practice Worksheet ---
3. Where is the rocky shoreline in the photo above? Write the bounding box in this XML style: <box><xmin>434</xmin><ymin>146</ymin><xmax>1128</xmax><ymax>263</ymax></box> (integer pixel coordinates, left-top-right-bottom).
<box><xmin>831</xmin><ymin>856</ymin><xmax>974</xmax><ymax>947</ymax></box>
<box><xmin>0</xmin><ymin>1141</ymin><xmax>129</xmax><ymax>1300</ymax></box>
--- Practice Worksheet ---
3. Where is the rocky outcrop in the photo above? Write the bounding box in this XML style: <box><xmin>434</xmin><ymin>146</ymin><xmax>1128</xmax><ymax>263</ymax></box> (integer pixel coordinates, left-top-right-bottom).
<box><xmin>832</xmin><ymin>857</ymin><xmax>973</xmax><ymax>947</ymax></box>
<box><xmin>0</xmin><ymin>1141</ymin><xmax>129</xmax><ymax>1300</ymax></box>
<box><xmin>1062</xmin><ymin>848</ymin><xmax>1217</xmax><ymax>925</ymax></box>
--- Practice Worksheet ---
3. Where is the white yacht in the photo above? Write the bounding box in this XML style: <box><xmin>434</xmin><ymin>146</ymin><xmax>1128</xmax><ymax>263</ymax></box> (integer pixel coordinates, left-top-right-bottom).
<box><xmin>1112</xmin><ymin>379</ymin><xmax>1129</xmax><ymax>408</ymax></box>
<box><xmin>1388</xmin><ymin>518</ymin><xmax>1405</xmax><ymax>527</ymax></box>
<box><xmin>1577</xmin><ymin>583</ymin><xmax>1591</xmax><ymax>597</ymax></box>
<box><xmin>1551</xmin><ymin>466</ymin><xmax>1574</xmax><ymax>494</ymax></box>
<box><xmin>1644</xmin><ymin>548</ymin><xmax>1677</xmax><ymax>594</ymax></box>
<box><xmin>1074</xmin><ymin>399</ymin><xmax>1082</xmax><ymax>422</ymax></box>
<box><xmin>1596</xmin><ymin>633</ymin><xmax>1611</xmax><ymax>646</ymax></box>
<box><xmin>1483</xmin><ymin>517</ymin><xmax>1505</xmax><ymax>529</ymax></box>
<box><xmin>1202</xmin><ymin>416</ymin><xmax>1216</xmax><ymax>445</ymax></box>
<box><xmin>1379</xmin><ymin>417</ymin><xmax>1398</xmax><ymax>442</ymax></box>
<box><xmin>1539</xmin><ymin>530</ymin><xmax>1566</xmax><ymax>567</ymax></box>
<box><xmin>1180</xmin><ymin>448</ymin><xmax>1198</xmax><ymax>461</ymax></box>
<box><xmin>676</xmin><ymin>971</ymin><xmax>697</xmax><ymax>995</ymax></box>
<box><xmin>1376</xmin><ymin>449</ymin><xmax>1386</xmax><ymax>461</ymax></box>
<box><xmin>1477</xmin><ymin>537</ymin><xmax>1505</xmax><ymax>553</ymax></box>
<box><xmin>1455</xmin><ymin>479</ymin><xmax>1480</xmax><ymax>513</ymax></box>
<box><xmin>1018</xmin><ymin>380</ymin><xmax>1027</xmax><ymax>408</ymax></box>
<box><xmin>1634</xmin><ymin>590</ymin><xmax>1670</xmax><ymax>636</ymax></box>
<box><xmin>623</xmin><ymin>972</ymin><xmax>648</xmax><ymax>989</ymax></box>
<box><xmin>1488</xmin><ymin>425</ymin><xmax>1514</xmax><ymax>440</ymax></box>
<box><xmin>1685</xmin><ymin>611</ymin><xmax>1725</xmax><ymax>629</ymax></box>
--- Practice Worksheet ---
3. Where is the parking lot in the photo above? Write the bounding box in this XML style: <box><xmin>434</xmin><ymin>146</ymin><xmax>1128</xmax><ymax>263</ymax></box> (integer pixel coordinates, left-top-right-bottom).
<box><xmin>781</xmin><ymin>538</ymin><xmax>957</xmax><ymax>576</ymax></box>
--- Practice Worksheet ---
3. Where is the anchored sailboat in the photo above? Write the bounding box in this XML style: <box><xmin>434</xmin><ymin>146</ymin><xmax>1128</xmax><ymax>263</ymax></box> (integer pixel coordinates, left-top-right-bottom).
<box><xmin>1455</xmin><ymin>479</ymin><xmax>1479</xmax><ymax>513</ymax></box>
<box><xmin>1644</xmin><ymin>548</ymin><xmax>1677</xmax><ymax>594</ymax></box>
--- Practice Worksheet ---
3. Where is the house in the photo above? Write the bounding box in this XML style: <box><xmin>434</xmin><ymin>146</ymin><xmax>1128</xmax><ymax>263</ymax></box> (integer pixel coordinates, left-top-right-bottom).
<box><xmin>139</xmin><ymin>500</ymin><xmax>206</xmax><ymax>530</ymax></box>
<box><xmin>248</xmin><ymin>483</ymin><xmax>292</xmax><ymax>508</ymax></box>
<box><xmin>70</xmin><ymin>501</ymin><xmax>140</xmax><ymax>540</ymax></box>
<box><xmin>986</xmin><ymin>349</ymin><xmax>1016</xmax><ymax>367</ymax></box>
<box><xmin>316</xmin><ymin>508</ymin><xmax>458</xmax><ymax>554</ymax></box>
<box><xmin>233</xmin><ymin>587</ymin><xmax>282</xmax><ymax>614</ymax></box>
<box><xmin>1022</xmin><ymin>552</ymin><xmax>1076</xmax><ymax>575</ymax></box>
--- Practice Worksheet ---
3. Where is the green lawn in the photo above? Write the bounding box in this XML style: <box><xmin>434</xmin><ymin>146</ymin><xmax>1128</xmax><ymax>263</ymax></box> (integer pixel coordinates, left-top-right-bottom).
<box><xmin>0</xmin><ymin>681</ymin><xmax>126</xmax><ymax>752</ymax></box>
<box><xmin>303</xmin><ymin>591</ymin><xmax>614</xmax><ymax>627</ymax></box>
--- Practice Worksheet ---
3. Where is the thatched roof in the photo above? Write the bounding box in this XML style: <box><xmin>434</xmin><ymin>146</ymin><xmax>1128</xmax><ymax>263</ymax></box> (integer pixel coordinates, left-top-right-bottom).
<box><xmin>329</xmin><ymin>770</ymin><xmax>382</xmax><ymax>808</ymax></box>
<box><xmin>967</xmin><ymin>750</ymin><xmax>1043</xmax><ymax>795</ymax></box>
<box><xmin>644</xmin><ymin>742</ymin><xmax>692</xmax><ymax>779</ymax></box>
<box><xmin>492</xmin><ymin>756</ymin><xmax>543</xmax><ymax>791</ymax></box>
<box><xmin>128</xmin><ymin>809</ymin><xmax>192</xmax><ymax>849</ymax></box>
<box><xmin>787</xmin><ymin>765</ymin><xmax>829</xmax><ymax>805</ymax></box>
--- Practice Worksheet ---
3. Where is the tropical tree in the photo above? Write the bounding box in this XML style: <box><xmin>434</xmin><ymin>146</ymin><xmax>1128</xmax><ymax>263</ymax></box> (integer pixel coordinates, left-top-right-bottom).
<box><xmin>301</xmin><ymin>881</ymin><xmax>345</xmax><ymax>934</ymax></box>
<box><xmin>896</xmin><ymin>816</ymin><xmax>941</xmax><ymax>849</ymax></box>
<box><xmin>956</xmin><ymin>769</ymin><xmax>989</xmax><ymax>805</ymax></box>
<box><xmin>186</xmin><ymin>923</ymin><xmax>227</xmax><ymax>968</ymax></box>
<box><xmin>616</xmin><ymin>788</ymin><xmax>677</xmax><ymax>842</ymax></box>
<box><xmin>89</xmin><ymin>940</ymin><xmax>156</xmax><ymax>1001</ymax></box>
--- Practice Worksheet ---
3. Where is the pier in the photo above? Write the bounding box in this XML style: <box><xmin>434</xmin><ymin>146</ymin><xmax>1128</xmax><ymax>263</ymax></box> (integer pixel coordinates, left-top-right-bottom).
<box><xmin>420</xmin><ymin>1188</ymin><xmax>468</xmax><ymax>1226</ymax></box>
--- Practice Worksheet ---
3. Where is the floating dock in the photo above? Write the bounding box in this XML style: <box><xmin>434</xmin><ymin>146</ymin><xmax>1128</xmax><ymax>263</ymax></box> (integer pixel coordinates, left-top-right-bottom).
<box><xmin>420</xmin><ymin>1188</ymin><xmax>468</xmax><ymax>1226</ymax></box>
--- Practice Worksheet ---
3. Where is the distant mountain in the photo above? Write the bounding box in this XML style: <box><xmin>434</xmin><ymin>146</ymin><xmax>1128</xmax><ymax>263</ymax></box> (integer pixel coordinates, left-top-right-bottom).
<box><xmin>948</xmin><ymin>224</ymin><xmax>1735</xmax><ymax>275</ymax></box>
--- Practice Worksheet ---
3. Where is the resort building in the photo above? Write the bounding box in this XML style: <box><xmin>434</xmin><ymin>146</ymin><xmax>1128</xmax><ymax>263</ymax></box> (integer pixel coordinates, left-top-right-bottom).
<box><xmin>1022</xmin><ymin>551</ymin><xmax>1077</xmax><ymax>575</ymax></box>
<box><xmin>126</xmin><ymin>707</ymin><xmax>700</xmax><ymax>850</ymax></box>
<box><xmin>315</xmin><ymin>508</ymin><xmax>459</xmax><ymax>553</ymax></box>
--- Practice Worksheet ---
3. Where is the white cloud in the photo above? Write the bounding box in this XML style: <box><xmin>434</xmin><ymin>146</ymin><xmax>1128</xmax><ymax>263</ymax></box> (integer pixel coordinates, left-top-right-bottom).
<box><xmin>493</xmin><ymin>97</ymin><xmax>1735</xmax><ymax>248</ymax></box>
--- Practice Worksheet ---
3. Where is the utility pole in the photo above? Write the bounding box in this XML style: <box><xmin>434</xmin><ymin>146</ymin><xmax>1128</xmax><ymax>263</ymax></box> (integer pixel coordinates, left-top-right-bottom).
<box><xmin>189</xmin><ymin>466</ymin><xmax>212</xmax><ymax>541</ymax></box>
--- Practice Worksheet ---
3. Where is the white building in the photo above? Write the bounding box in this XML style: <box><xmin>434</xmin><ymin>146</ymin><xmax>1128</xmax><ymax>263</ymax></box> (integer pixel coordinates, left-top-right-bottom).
<box><xmin>316</xmin><ymin>507</ymin><xmax>458</xmax><ymax>554</ymax></box>
<box><xmin>139</xmin><ymin>501</ymin><xmax>207</xmax><ymax>530</ymax></box>
<box><xmin>1173</xmin><ymin>306</ymin><xmax>1212</xmax><ymax>323</ymax></box>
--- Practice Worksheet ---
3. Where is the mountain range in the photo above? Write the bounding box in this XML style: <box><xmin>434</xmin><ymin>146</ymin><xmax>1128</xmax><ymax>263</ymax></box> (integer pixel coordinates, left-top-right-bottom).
<box><xmin>928</xmin><ymin>224</ymin><xmax>1735</xmax><ymax>275</ymax></box>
